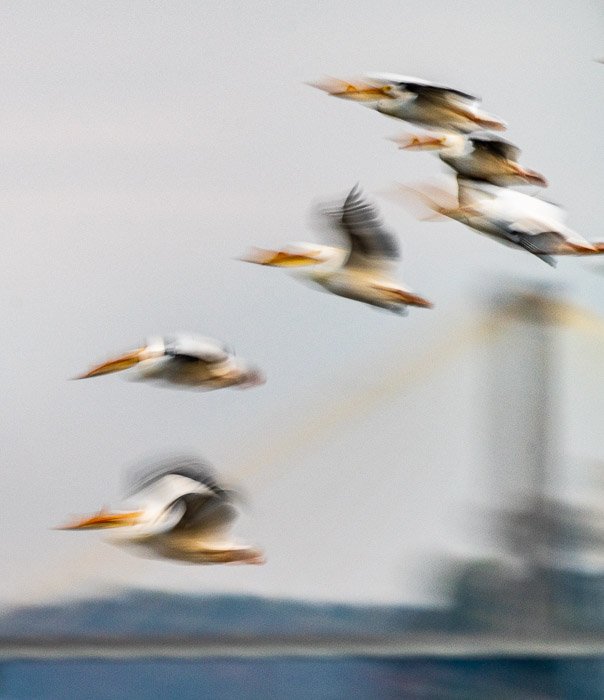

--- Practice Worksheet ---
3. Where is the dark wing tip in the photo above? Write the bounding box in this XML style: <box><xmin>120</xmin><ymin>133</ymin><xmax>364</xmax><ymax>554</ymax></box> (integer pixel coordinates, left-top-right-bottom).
<box><xmin>125</xmin><ymin>455</ymin><xmax>226</xmax><ymax>498</ymax></box>
<box><xmin>403</xmin><ymin>82</ymin><xmax>479</xmax><ymax>103</ymax></box>
<box><xmin>468</xmin><ymin>131</ymin><xmax>519</xmax><ymax>159</ymax></box>
<box><xmin>340</xmin><ymin>186</ymin><xmax>400</xmax><ymax>261</ymax></box>
<box><xmin>342</xmin><ymin>183</ymin><xmax>363</xmax><ymax>208</ymax></box>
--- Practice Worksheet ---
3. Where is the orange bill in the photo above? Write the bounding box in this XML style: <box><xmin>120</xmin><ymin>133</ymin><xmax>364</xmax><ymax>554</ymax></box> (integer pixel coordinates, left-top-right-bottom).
<box><xmin>394</xmin><ymin>133</ymin><xmax>448</xmax><ymax>150</ymax></box>
<box><xmin>308</xmin><ymin>77</ymin><xmax>394</xmax><ymax>101</ymax></box>
<box><xmin>75</xmin><ymin>349</ymin><xmax>144</xmax><ymax>379</ymax></box>
<box><xmin>57</xmin><ymin>509</ymin><xmax>143</xmax><ymax>530</ymax></box>
<box><xmin>241</xmin><ymin>248</ymin><xmax>321</xmax><ymax>267</ymax></box>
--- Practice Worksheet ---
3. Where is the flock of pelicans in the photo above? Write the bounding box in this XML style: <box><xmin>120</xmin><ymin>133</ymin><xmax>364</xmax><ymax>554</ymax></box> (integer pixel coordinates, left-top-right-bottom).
<box><xmin>61</xmin><ymin>72</ymin><xmax>603</xmax><ymax>567</ymax></box>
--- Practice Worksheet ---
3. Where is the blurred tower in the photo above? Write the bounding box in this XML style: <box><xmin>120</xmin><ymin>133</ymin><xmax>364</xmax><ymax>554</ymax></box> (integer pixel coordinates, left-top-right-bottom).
<box><xmin>455</xmin><ymin>287</ymin><xmax>604</xmax><ymax>635</ymax></box>
<box><xmin>486</xmin><ymin>290</ymin><xmax>561</xmax><ymax>630</ymax></box>
<box><xmin>486</xmin><ymin>289</ymin><xmax>559</xmax><ymax>511</ymax></box>
<box><xmin>455</xmin><ymin>288</ymin><xmax>566</xmax><ymax>633</ymax></box>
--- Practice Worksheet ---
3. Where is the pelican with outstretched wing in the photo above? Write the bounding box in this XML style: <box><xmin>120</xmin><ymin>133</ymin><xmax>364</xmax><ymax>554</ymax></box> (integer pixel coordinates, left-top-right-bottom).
<box><xmin>76</xmin><ymin>334</ymin><xmax>264</xmax><ymax>389</ymax></box>
<box><xmin>59</xmin><ymin>456</ymin><xmax>264</xmax><ymax>565</ymax></box>
<box><xmin>242</xmin><ymin>185</ymin><xmax>432</xmax><ymax>313</ymax></box>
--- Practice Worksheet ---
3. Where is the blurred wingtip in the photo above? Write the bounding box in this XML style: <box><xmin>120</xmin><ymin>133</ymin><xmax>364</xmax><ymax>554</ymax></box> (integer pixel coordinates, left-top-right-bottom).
<box><xmin>380</xmin><ymin>181</ymin><xmax>453</xmax><ymax>222</ymax></box>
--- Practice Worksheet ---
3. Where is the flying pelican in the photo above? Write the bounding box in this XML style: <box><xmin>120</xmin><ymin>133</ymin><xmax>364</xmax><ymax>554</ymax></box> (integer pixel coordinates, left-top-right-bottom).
<box><xmin>391</xmin><ymin>131</ymin><xmax>547</xmax><ymax>187</ymax></box>
<box><xmin>59</xmin><ymin>456</ymin><xmax>265</xmax><ymax>565</ymax></box>
<box><xmin>311</xmin><ymin>74</ymin><xmax>506</xmax><ymax>133</ymax></box>
<box><xmin>76</xmin><ymin>335</ymin><xmax>264</xmax><ymax>389</ymax></box>
<box><xmin>242</xmin><ymin>185</ymin><xmax>432</xmax><ymax>313</ymax></box>
<box><xmin>405</xmin><ymin>177</ymin><xmax>604</xmax><ymax>266</ymax></box>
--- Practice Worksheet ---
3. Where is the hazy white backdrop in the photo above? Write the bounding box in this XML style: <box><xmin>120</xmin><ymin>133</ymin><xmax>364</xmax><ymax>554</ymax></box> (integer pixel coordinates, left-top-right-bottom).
<box><xmin>1</xmin><ymin>0</ymin><xmax>603</xmax><ymax>607</ymax></box>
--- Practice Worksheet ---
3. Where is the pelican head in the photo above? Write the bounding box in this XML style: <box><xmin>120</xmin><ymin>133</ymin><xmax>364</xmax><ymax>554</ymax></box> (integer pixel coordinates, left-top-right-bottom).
<box><xmin>57</xmin><ymin>503</ymin><xmax>183</xmax><ymax>545</ymax></box>
<box><xmin>308</xmin><ymin>76</ymin><xmax>395</xmax><ymax>102</ymax></box>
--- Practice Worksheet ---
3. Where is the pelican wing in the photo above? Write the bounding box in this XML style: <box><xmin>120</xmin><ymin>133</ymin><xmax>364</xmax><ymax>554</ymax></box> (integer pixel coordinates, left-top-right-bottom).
<box><xmin>509</xmin><ymin>218</ymin><xmax>592</xmax><ymax>250</ymax></box>
<box><xmin>170</xmin><ymin>491</ymin><xmax>238</xmax><ymax>536</ymax></box>
<box><xmin>469</xmin><ymin>132</ymin><xmax>520</xmax><ymax>161</ymax></box>
<box><xmin>365</xmin><ymin>73</ymin><xmax>479</xmax><ymax>106</ymax></box>
<box><xmin>504</xmin><ymin>224</ymin><xmax>557</xmax><ymax>266</ymax></box>
<box><xmin>509</xmin><ymin>218</ymin><xmax>563</xmax><ymax>237</ymax></box>
<box><xmin>164</xmin><ymin>336</ymin><xmax>230</xmax><ymax>365</ymax></box>
<box><xmin>327</xmin><ymin>185</ymin><xmax>400</xmax><ymax>271</ymax></box>
<box><xmin>127</xmin><ymin>456</ymin><xmax>227</xmax><ymax>499</ymax></box>
<box><xmin>406</xmin><ymin>84</ymin><xmax>479</xmax><ymax>110</ymax></box>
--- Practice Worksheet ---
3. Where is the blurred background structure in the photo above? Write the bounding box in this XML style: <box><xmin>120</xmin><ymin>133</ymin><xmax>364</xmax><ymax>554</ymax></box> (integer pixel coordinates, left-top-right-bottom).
<box><xmin>453</xmin><ymin>290</ymin><xmax>604</xmax><ymax>638</ymax></box>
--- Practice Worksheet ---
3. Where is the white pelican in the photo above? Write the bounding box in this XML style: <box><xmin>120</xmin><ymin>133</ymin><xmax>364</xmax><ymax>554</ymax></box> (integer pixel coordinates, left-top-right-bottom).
<box><xmin>392</xmin><ymin>131</ymin><xmax>547</xmax><ymax>187</ymax></box>
<box><xmin>76</xmin><ymin>335</ymin><xmax>264</xmax><ymax>389</ymax></box>
<box><xmin>311</xmin><ymin>74</ymin><xmax>506</xmax><ymax>133</ymax></box>
<box><xmin>406</xmin><ymin>177</ymin><xmax>604</xmax><ymax>266</ymax></box>
<box><xmin>59</xmin><ymin>456</ymin><xmax>264</xmax><ymax>565</ymax></box>
<box><xmin>242</xmin><ymin>185</ymin><xmax>432</xmax><ymax>313</ymax></box>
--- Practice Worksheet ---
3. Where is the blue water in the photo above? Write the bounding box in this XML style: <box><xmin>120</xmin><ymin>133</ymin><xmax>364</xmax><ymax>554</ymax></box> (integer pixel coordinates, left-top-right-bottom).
<box><xmin>2</xmin><ymin>657</ymin><xmax>602</xmax><ymax>699</ymax></box>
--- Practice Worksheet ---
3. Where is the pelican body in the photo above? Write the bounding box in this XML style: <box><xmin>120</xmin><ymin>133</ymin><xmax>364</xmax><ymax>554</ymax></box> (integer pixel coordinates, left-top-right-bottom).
<box><xmin>60</xmin><ymin>457</ymin><xmax>264</xmax><ymax>565</ymax></box>
<box><xmin>313</xmin><ymin>74</ymin><xmax>506</xmax><ymax>134</ymax></box>
<box><xmin>397</xmin><ymin>131</ymin><xmax>547</xmax><ymax>187</ymax></box>
<box><xmin>243</xmin><ymin>185</ymin><xmax>432</xmax><ymax>314</ymax></box>
<box><xmin>77</xmin><ymin>335</ymin><xmax>264</xmax><ymax>390</ymax></box>
<box><xmin>442</xmin><ymin>178</ymin><xmax>604</xmax><ymax>266</ymax></box>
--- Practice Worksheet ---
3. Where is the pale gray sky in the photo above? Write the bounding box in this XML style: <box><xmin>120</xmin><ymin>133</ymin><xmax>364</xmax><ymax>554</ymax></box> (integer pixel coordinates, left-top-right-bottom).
<box><xmin>2</xmin><ymin>1</ymin><xmax>604</xmax><ymax>606</ymax></box>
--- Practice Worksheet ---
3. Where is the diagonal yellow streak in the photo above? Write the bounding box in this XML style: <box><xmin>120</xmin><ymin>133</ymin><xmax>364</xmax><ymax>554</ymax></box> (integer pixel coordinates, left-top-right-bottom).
<box><xmin>231</xmin><ymin>295</ymin><xmax>604</xmax><ymax>488</ymax></box>
<box><xmin>230</xmin><ymin>316</ymin><xmax>501</xmax><ymax>486</ymax></box>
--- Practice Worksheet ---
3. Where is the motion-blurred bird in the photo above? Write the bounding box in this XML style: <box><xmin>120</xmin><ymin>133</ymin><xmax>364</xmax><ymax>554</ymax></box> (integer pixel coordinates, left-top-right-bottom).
<box><xmin>312</xmin><ymin>73</ymin><xmax>506</xmax><ymax>133</ymax></box>
<box><xmin>404</xmin><ymin>177</ymin><xmax>604</xmax><ymax>266</ymax></box>
<box><xmin>392</xmin><ymin>131</ymin><xmax>547</xmax><ymax>187</ymax></box>
<box><xmin>76</xmin><ymin>335</ymin><xmax>264</xmax><ymax>390</ymax></box>
<box><xmin>242</xmin><ymin>185</ymin><xmax>432</xmax><ymax>313</ymax></box>
<box><xmin>59</xmin><ymin>456</ymin><xmax>264</xmax><ymax>565</ymax></box>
